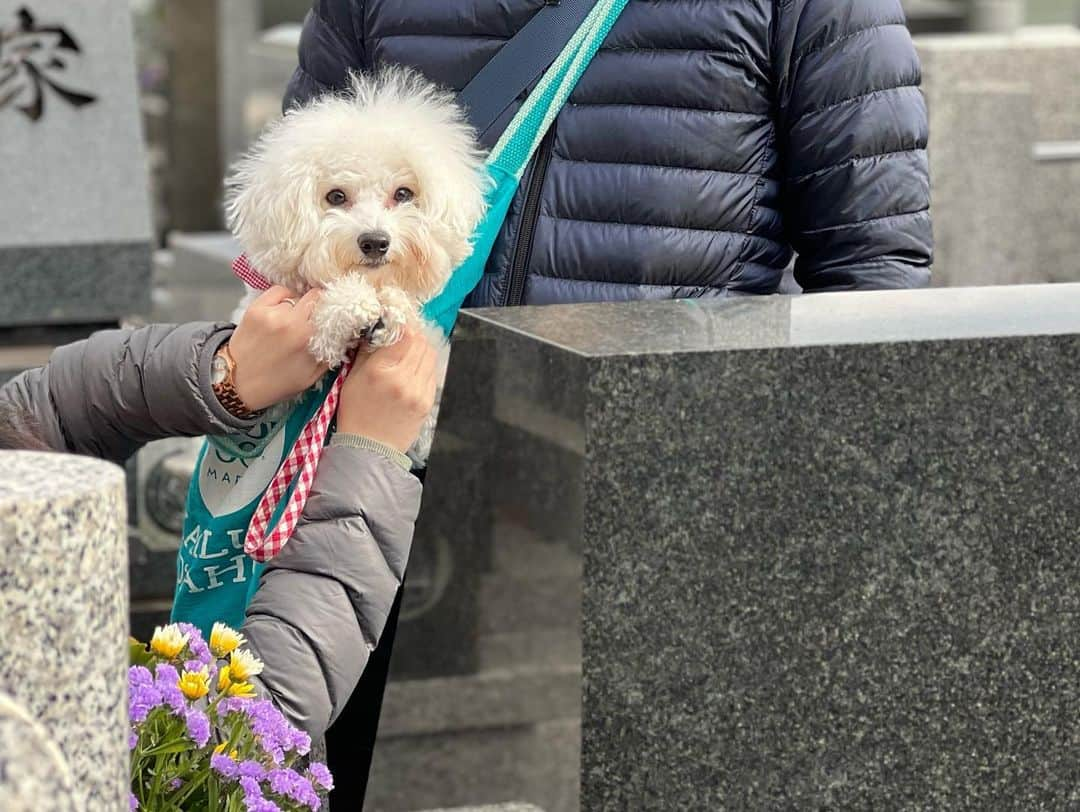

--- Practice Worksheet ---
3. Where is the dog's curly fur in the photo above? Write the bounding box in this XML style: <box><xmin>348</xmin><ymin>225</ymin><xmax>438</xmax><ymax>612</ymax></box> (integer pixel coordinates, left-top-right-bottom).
<box><xmin>226</xmin><ymin>67</ymin><xmax>488</xmax><ymax>366</ymax></box>
<box><xmin>224</xmin><ymin>68</ymin><xmax>488</xmax><ymax>461</ymax></box>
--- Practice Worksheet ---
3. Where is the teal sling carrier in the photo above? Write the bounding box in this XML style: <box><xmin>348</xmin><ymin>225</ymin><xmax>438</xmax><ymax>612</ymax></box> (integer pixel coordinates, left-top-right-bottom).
<box><xmin>171</xmin><ymin>0</ymin><xmax>627</xmax><ymax>637</ymax></box>
<box><xmin>423</xmin><ymin>0</ymin><xmax>631</xmax><ymax>335</ymax></box>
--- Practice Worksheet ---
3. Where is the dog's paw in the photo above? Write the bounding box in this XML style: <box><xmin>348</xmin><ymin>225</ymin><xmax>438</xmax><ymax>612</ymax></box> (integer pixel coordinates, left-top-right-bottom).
<box><xmin>310</xmin><ymin>276</ymin><xmax>382</xmax><ymax>366</ymax></box>
<box><xmin>367</xmin><ymin>287</ymin><xmax>416</xmax><ymax>349</ymax></box>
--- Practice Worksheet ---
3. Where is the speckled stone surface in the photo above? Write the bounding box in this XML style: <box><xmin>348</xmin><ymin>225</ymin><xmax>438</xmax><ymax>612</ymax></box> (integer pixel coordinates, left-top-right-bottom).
<box><xmin>447</xmin><ymin>285</ymin><xmax>1080</xmax><ymax>809</ymax></box>
<box><xmin>0</xmin><ymin>452</ymin><xmax>129</xmax><ymax>811</ymax></box>
<box><xmin>0</xmin><ymin>692</ymin><xmax>78</xmax><ymax>811</ymax></box>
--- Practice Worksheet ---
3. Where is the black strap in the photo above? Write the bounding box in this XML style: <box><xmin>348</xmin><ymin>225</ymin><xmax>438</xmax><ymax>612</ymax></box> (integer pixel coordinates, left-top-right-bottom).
<box><xmin>457</xmin><ymin>0</ymin><xmax>598</xmax><ymax>138</ymax></box>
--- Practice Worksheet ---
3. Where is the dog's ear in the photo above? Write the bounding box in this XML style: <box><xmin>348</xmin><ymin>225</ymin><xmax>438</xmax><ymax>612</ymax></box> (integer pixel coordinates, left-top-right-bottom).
<box><xmin>224</xmin><ymin>117</ymin><xmax>320</xmax><ymax>286</ymax></box>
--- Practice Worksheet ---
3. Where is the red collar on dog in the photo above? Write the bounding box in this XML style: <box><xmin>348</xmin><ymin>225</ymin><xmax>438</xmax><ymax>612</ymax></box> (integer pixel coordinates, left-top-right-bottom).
<box><xmin>232</xmin><ymin>254</ymin><xmax>272</xmax><ymax>291</ymax></box>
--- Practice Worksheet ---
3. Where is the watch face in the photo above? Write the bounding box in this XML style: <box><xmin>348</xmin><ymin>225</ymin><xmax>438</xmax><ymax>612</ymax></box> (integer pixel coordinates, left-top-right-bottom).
<box><xmin>211</xmin><ymin>355</ymin><xmax>228</xmax><ymax>386</ymax></box>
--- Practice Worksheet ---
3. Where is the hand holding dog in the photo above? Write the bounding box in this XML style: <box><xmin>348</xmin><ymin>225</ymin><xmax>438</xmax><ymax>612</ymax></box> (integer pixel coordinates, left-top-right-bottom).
<box><xmin>230</xmin><ymin>286</ymin><xmax>330</xmax><ymax>411</ymax></box>
<box><xmin>337</xmin><ymin>325</ymin><xmax>439</xmax><ymax>453</ymax></box>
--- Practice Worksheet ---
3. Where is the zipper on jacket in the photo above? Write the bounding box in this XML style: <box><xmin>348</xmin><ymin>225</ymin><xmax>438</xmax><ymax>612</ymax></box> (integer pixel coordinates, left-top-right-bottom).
<box><xmin>503</xmin><ymin>127</ymin><xmax>556</xmax><ymax>307</ymax></box>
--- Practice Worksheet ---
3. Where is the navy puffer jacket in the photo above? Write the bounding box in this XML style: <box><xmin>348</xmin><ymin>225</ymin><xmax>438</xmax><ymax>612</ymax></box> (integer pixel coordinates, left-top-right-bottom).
<box><xmin>285</xmin><ymin>0</ymin><xmax>932</xmax><ymax>306</ymax></box>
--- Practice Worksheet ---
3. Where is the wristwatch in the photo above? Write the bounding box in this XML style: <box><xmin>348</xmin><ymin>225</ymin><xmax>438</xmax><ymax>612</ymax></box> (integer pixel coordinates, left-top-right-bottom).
<box><xmin>211</xmin><ymin>342</ymin><xmax>261</xmax><ymax>420</ymax></box>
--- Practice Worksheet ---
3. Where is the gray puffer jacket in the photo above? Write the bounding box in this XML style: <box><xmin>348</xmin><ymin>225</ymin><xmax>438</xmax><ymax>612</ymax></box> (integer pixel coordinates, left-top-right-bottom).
<box><xmin>0</xmin><ymin>322</ymin><xmax>421</xmax><ymax>738</ymax></box>
<box><xmin>287</xmin><ymin>0</ymin><xmax>932</xmax><ymax>305</ymax></box>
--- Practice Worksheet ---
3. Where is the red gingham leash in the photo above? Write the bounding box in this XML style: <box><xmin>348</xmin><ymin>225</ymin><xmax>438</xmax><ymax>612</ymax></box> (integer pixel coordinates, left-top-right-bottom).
<box><xmin>231</xmin><ymin>254</ymin><xmax>351</xmax><ymax>562</ymax></box>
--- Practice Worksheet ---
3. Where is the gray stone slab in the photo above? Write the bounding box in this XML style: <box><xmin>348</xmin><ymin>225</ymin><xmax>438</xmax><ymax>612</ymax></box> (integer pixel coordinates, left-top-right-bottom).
<box><xmin>917</xmin><ymin>27</ymin><xmax>1080</xmax><ymax>287</ymax></box>
<box><xmin>410</xmin><ymin>287</ymin><xmax>1080</xmax><ymax>809</ymax></box>
<box><xmin>0</xmin><ymin>451</ymin><xmax>128</xmax><ymax>811</ymax></box>
<box><xmin>0</xmin><ymin>1</ymin><xmax>152</xmax><ymax>325</ymax></box>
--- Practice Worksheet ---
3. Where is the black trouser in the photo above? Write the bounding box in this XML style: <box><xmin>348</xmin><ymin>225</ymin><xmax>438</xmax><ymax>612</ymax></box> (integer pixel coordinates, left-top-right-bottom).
<box><xmin>326</xmin><ymin>584</ymin><xmax>404</xmax><ymax>810</ymax></box>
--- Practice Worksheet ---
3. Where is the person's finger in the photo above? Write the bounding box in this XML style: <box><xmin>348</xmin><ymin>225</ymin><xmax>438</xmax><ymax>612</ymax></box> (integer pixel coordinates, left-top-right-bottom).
<box><xmin>412</xmin><ymin>338</ymin><xmax>437</xmax><ymax>379</ymax></box>
<box><xmin>254</xmin><ymin>285</ymin><xmax>300</xmax><ymax>308</ymax></box>
<box><xmin>293</xmin><ymin>288</ymin><xmax>322</xmax><ymax>320</ymax></box>
<box><xmin>374</xmin><ymin>325</ymin><xmax>418</xmax><ymax>368</ymax></box>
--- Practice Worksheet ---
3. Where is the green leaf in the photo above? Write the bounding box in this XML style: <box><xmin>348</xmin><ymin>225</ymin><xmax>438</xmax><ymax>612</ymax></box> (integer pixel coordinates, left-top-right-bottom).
<box><xmin>129</xmin><ymin>638</ymin><xmax>154</xmax><ymax>667</ymax></box>
<box><xmin>142</xmin><ymin>741</ymin><xmax>194</xmax><ymax>757</ymax></box>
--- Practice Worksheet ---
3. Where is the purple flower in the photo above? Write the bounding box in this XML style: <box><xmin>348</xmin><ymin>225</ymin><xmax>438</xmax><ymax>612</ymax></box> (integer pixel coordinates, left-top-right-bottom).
<box><xmin>128</xmin><ymin>730</ymin><xmax>138</xmax><ymax>751</ymax></box>
<box><xmin>175</xmin><ymin>622</ymin><xmax>213</xmax><ymax>666</ymax></box>
<box><xmin>128</xmin><ymin>666</ymin><xmax>162</xmax><ymax>723</ymax></box>
<box><xmin>307</xmin><ymin>762</ymin><xmax>333</xmax><ymax>791</ymax></box>
<box><xmin>184</xmin><ymin>708</ymin><xmax>211</xmax><ymax>747</ymax></box>
<box><xmin>238</xmin><ymin>759</ymin><xmax>266</xmax><ymax>781</ymax></box>
<box><xmin>211</xmin><ymin>752</ymin><xmax>240</xmax><ymax>780</ymax></box>
<box><xmin>129</xmin><ymin>792</ymin><xmax>139</xmax><ymax>810</ymax></box>
<box><xmin>154</xmin><ymin>663</ymin><xmax>186</xmax><ymax>716</ymax></box>
<box><xmin>288</xmin><ymin>727</ymin><xmax>312</xmax><ymax>757</ymax></box>
<box><xmin>169</xmin><ymin>778</ymin><xmax>183</xmax><ymax>790</ymax></box>
<box><xmin>266</xmin><ymin>767</ymin><xmax>298</xmax><ymax>796</ymax></box>
<box><xmin>240</xmin><ymin>776</ymin><xmax>281</xmax><ymax>812</ymax></box>
<box><xmin>266</xmin><ymin>768</ymin><xmax>319</xmax><ymax>810</ymax></box>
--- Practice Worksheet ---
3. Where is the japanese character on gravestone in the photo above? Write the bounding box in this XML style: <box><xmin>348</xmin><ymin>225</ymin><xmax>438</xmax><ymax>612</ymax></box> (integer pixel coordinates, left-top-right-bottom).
<box><xmin>0</xmin><ymin>6</ymin><xmax>96</xmax><ymax>121</ymax></box>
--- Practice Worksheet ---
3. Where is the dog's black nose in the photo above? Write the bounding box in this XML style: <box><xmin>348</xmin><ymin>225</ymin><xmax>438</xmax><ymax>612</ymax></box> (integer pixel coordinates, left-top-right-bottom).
<box><xmin>358</xmin><ymin>231</ymin><xmax>391</xmax><ymax>259</ymax></box>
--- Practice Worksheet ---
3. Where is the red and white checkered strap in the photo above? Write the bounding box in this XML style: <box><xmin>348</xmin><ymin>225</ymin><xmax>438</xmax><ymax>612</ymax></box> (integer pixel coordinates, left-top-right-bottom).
<box><xmin>231</xmin><ymin>253</ymin><xmax>350</xmax><ymax>562</ymax></box>
<box><xmin>243</xmin><ymin>354</ymin><xmax>353</xmax><ymax>562</ymax></box>
<box><xmin>232</xmin><ymin>253</ymin><xmax>271</xmax><ymax>291</ymax></box>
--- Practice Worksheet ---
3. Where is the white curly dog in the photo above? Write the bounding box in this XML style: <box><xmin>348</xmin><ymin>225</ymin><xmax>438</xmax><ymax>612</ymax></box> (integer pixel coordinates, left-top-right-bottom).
<box><xmin>224</xmin><ymin>68</ymin><xmax>488</xmax><ymax>461</ymax></box>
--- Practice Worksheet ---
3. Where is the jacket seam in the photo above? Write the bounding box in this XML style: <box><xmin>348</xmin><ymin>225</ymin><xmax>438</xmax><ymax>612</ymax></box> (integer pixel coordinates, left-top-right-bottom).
<box><xmin>789</xmin><ymin>146</ymin><xmax>925</xmax><ymax>183</ymax></box>
<box><xmin>793</xmin><ymin>20</ymin><xmax>907</xmax><ymax>69</ymax></box>
<box><xmin>740</xmin><ymin>125</ymin><xmax>776</xmax><ymax>283</ymax></box>
<box><xmin>800</xmin><ymin>207</ymin><xmax>929</xmax><ymax>235</ymax></box>
<box><xmin>551</xmin><ymin>154</ymin><xmax>763</xmax><ymax>181</ymax></box>
<box><xmin>524</xmin><ymin>273</ymin><xmax>728</xmax><ymax>291</ymax></box>
<box><xmin>568</xmin><ymin>100</ymin><xmax>768</xmax><ymax>119</ymax></box>
<box><xmin>540</xmin><ymin>213</ymin><xmax>773</xmax><ymax>241</ymax></box>
<box><xmin>790</xmin><ymin>82</ymin><xmax>921</xmax><ymax>129</ymax></box>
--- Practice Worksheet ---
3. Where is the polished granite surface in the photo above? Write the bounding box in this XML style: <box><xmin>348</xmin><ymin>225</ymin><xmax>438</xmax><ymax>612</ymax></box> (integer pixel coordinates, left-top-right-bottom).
<box><xmin>465</xmin><ymin>283</ymin><xmax>1080</xmax><ymax>355</ymax></box>
<box><xmin>405</xmin><ymin>291</ymin><xmax>1080</xmax><ymax>809</ymax></box>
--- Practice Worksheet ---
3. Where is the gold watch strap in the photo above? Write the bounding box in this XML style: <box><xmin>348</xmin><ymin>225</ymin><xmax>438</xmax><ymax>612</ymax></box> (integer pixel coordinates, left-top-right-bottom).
<box><xmin>213</xmin><ymin>343</ymin><xmax>261</xmax><ymax>420</ymax></box>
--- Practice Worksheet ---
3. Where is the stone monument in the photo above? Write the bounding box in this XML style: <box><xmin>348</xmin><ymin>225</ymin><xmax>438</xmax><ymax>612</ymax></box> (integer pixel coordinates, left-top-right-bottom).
<box><xmin>0</xmin><ymin>451</ymin><xmax>129</xmax><ymax>811</ymax></box>
<box><xmin>371</xmin><ymin>284</ymin><xmax>1080</xmax><ymax>810</ymax></box>
<box><xmin>0</xmin><ymin>0</ymin><xmax>152</xmax><ymax>326</ymax></box>
<box><xmin>917</xmin><ymin>26</ymin><xmax>1080</xmax><ymax>286</ymax></box>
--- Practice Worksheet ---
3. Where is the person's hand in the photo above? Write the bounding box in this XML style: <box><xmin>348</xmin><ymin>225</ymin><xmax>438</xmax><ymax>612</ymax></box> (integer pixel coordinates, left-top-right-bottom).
<box><xmin>229</xmin><ymin>286</ymin><xmax>328</xmax><ymax>411</ymax></box>
<box><xmin>336</xmin><ymin>325</ymin><xmax>438</xmax><ymax>452</ymax></box>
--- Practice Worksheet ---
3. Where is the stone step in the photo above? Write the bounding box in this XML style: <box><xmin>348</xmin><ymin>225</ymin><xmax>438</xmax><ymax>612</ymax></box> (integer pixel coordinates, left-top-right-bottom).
<box><xmin>413</xmin><ymin>805</ymin><xmax>545</xmax><ymax>812</ymax></box>
<box><xmin>368</xmin><ymin>718</ymin><xmax>578</xmax><ymax>812</ymax></box>
<box><xmin>478</xmin><ymin>573</ymin><xmax>579</xmax><ymax>636</ymax></box>
<box><xmin>490</xmin><ymin>518</ymin><xmax>581</xmax><ymax>579</ymax></box>
<box><xmin>477</xmin><ymin>630</ymin><xmax>581</xmax><ymax>672</ymax></box>
<box><xmin>379</xmin><ymin>665</ymin><xmax>580</xmax><ymax>739</ymax></box>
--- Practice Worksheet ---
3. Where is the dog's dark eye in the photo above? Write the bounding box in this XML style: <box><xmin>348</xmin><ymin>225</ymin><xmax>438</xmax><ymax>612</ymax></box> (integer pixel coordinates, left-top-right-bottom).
<box><xmin>325</xmin><ymin>189</ymin><xmax>348</xmax><ymax>206</ymax></box>
<box><xmin>393</xmin><ymin>187</ymin><xmax>415</xmax><ymax>205</ymax></box>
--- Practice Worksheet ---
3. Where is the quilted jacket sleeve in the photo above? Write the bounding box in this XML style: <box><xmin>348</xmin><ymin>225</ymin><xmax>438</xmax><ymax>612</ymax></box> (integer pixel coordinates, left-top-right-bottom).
<box><xmin>0</xmin><ymin>322</ymin><xmax>254</xmax><ymax>464</ymax></box>
<box><xmin>242</xmin><ymin>445</ymin><xmax>421</xmax><ymax>738</ymax></box>
<box><xmin>774</xmin><ymin>0</ymin><xmax>933</xmax><ymax>291</ymax></box>
<box><xmin>283</xmin><ymin>0</ymin><xmax>367</xmax><ymax>111</ymax></box>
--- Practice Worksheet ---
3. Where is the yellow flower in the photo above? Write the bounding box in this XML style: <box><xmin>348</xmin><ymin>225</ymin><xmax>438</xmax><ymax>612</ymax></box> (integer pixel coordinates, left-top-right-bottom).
<box><xmin>209</xmin><ymin>623</ymin><xmax>245</xmax><ymax>658</ymax></box>
<box><xmin>226</xmin><ymin>681</ymin><xmax>256</xmax><ymax>698</ymax></box>
<box><xmin>228</xmin><ymin>649</ymin><xmax>264</xmax><ymax>682</ymax></box>
<box><xmin>149</xmin><ymin>625</ymin><xmax>189</xmax><ymax>660</ymax></box>
<box><xmin>178</xmin><ymin>668</ymin><xmax>210</xmax><ymax>701</ymax></box>
<box><xmin>214</xmin><ymin>744</ymin><xmax>239</xmax><ymax>759</ymax></box>
<box><xmin>217</xmin><ymin>665</ymin><xmax>232</xmax><ymax>693</ymax></box>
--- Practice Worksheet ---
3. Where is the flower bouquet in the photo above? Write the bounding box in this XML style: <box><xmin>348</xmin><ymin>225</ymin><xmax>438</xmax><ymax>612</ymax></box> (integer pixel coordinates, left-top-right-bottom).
<box><xmin>128</xmin><ymin>622</ymin><xmax>332</xmax><ymax>811</ymax></box>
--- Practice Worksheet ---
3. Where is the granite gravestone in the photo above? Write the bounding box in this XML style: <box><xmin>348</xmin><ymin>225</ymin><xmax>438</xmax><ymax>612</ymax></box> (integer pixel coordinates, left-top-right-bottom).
<box><xmin>374</xmin><ymin>285</ymin><xmax>1080</xmax><ymax>810</ymax></box>
<box><xmin>0</xmin><ymin>0</ymin><xmax>152</xmax><ymax>326</ymax></box>
<box><xmin>0</xmin><ymin>451</ymin><xmax>129</xmax><ymax>811</ymax></box>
